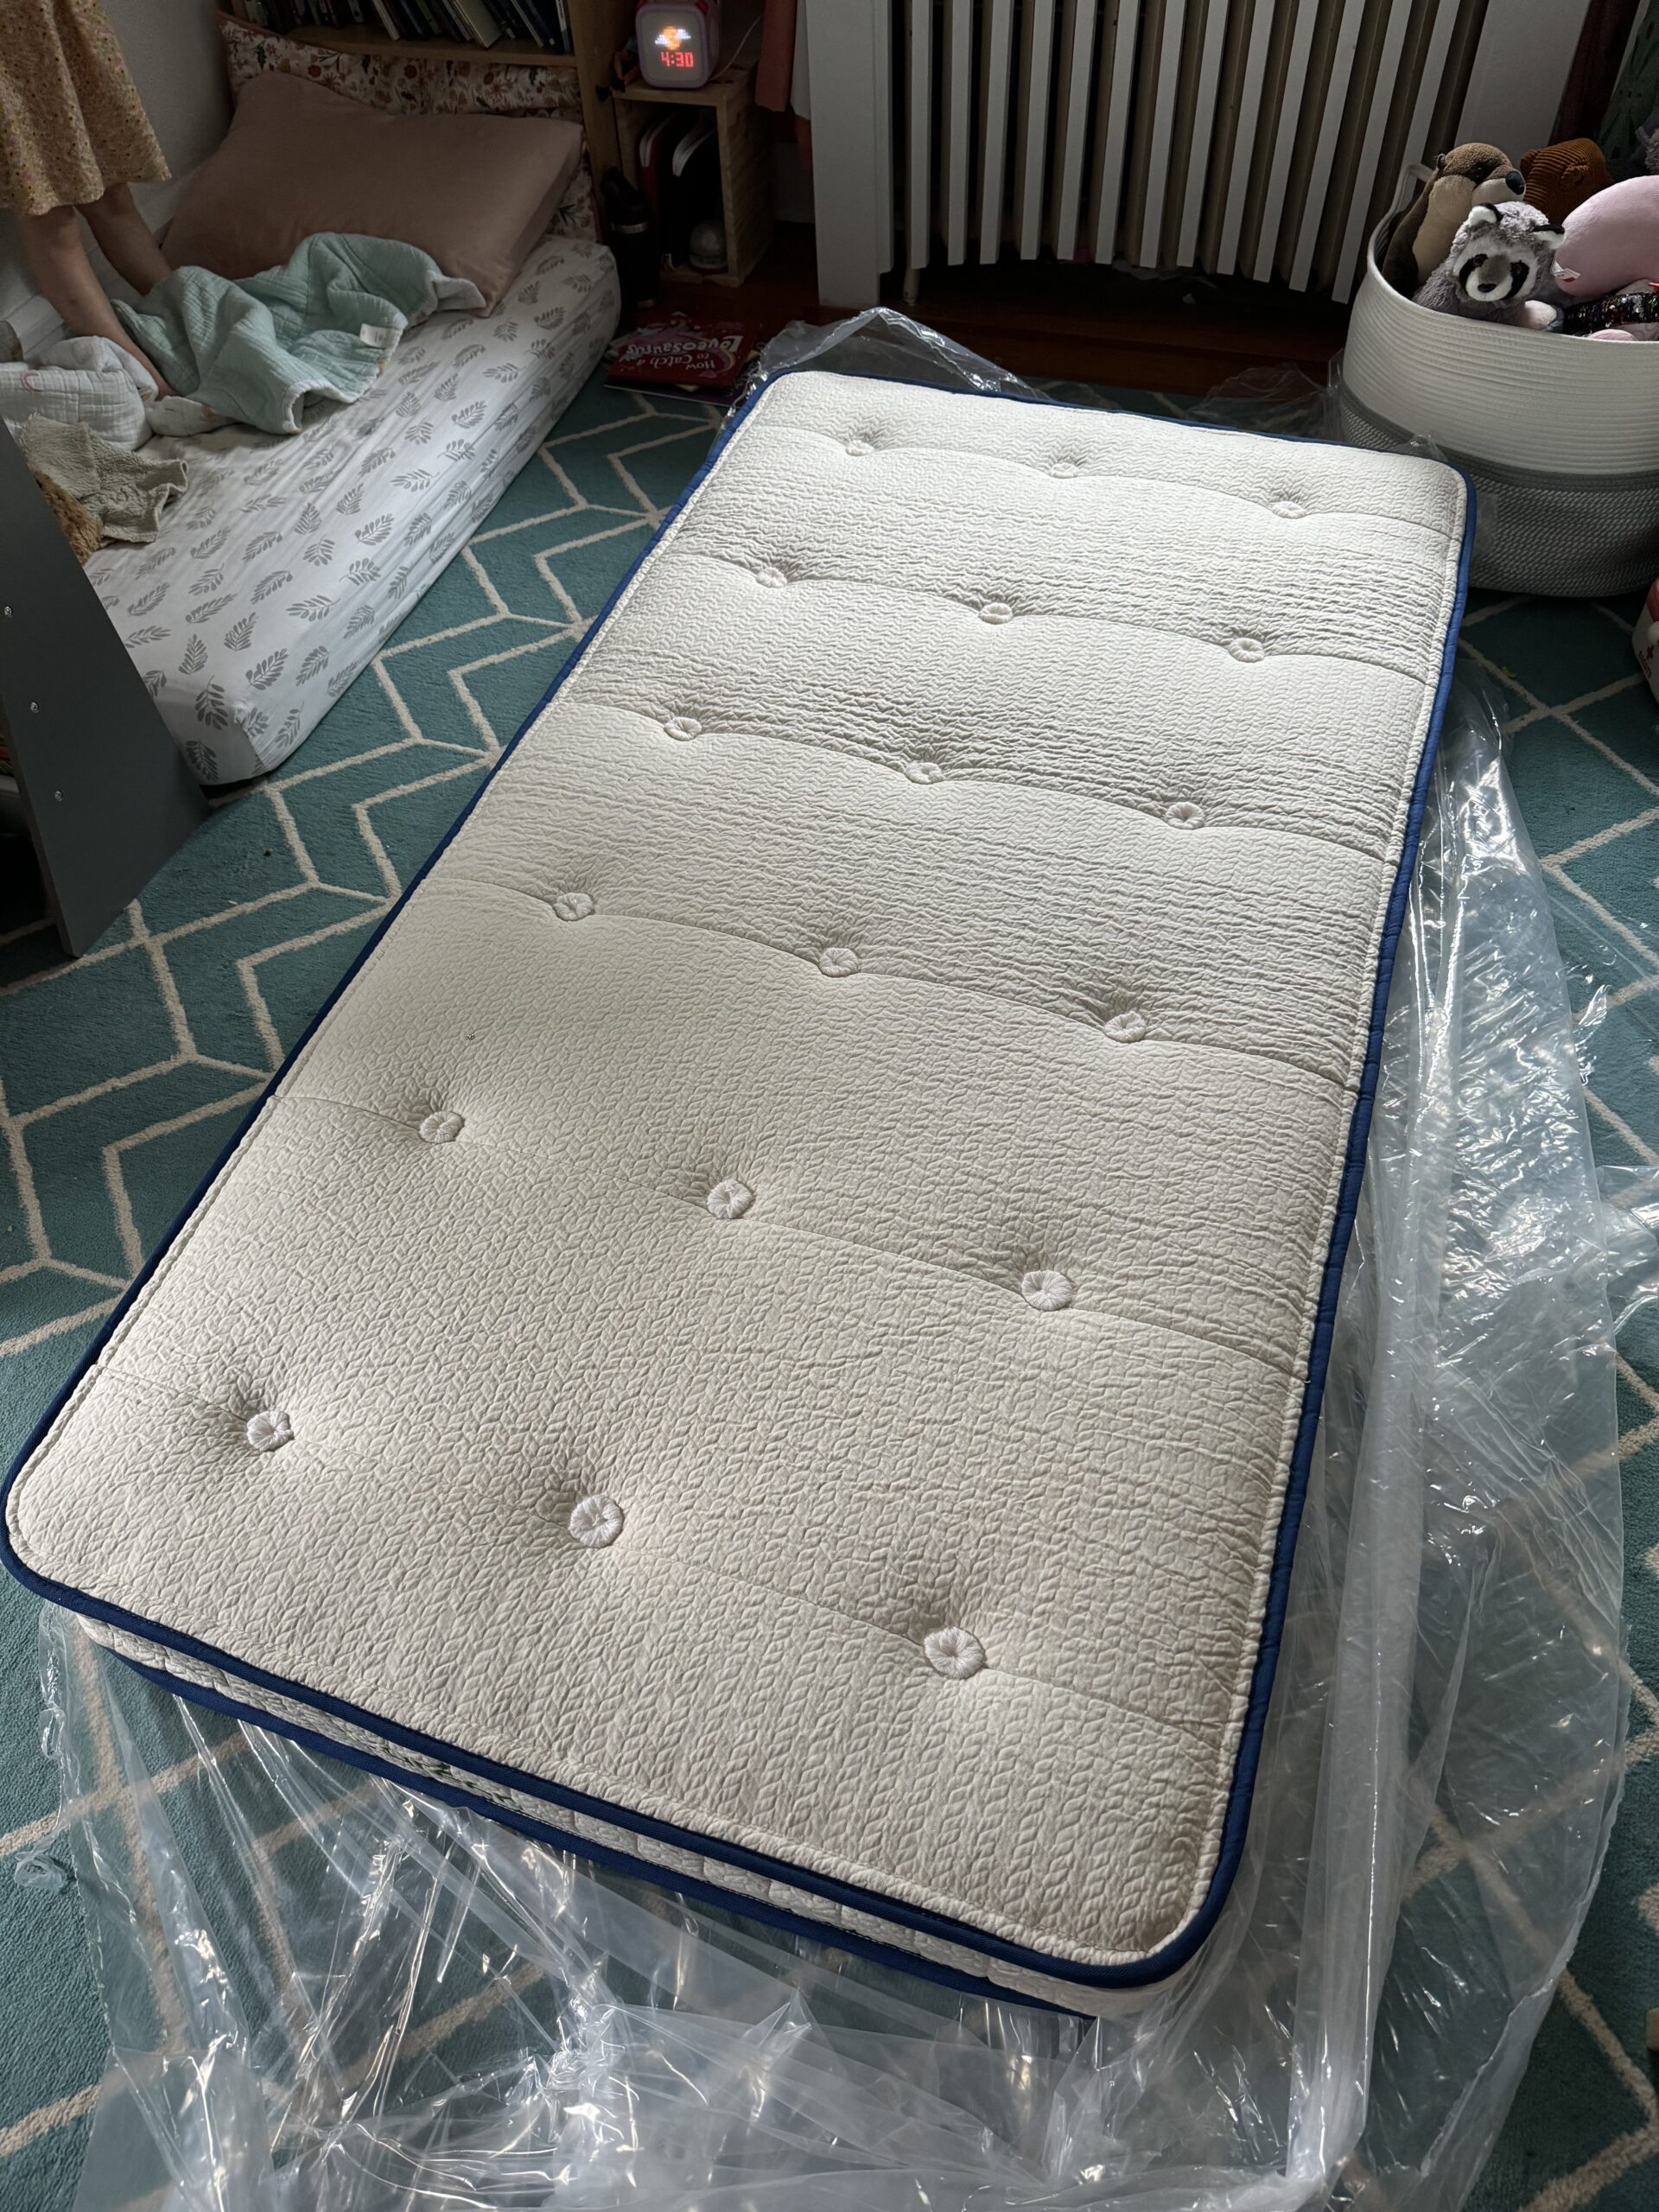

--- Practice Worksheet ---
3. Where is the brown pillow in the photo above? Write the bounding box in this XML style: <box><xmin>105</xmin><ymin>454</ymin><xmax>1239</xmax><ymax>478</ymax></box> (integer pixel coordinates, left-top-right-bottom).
<box><xmin>163</xmin><ymin>73</ymin><xmax>583</xmax><ymax>309</ymax></box>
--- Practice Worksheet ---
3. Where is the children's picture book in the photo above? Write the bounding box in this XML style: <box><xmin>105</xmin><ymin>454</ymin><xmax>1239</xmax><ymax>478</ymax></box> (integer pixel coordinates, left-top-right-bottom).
<box><xmin>607</xmin><ymin>315</ymin><xmax>761</xmax><ymax>402</ymax></box>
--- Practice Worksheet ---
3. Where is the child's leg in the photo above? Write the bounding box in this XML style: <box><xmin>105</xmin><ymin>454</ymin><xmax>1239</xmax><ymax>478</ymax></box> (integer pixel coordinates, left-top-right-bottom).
<box><xmin>80</xmin><ymin>181</ymin><xmax>171</xmax><ymax>295</ymax></box>
<box><xmin>16</xmin><ymin>200</ymin><xmax>171</xmax><ymax>395</ymax></box>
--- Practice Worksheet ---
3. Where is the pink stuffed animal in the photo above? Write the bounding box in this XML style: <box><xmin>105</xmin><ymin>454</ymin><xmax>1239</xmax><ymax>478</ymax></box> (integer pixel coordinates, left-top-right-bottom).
<box><xmin>1553</xmin><ymin>174</ymin><xmax>1659</xmax><ymax>339</ymax></box>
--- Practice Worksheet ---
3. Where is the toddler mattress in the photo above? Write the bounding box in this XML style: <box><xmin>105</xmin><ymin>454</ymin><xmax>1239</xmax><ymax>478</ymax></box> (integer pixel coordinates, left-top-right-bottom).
<box><xmin>3</xmin><ymin>371</ymin><xmax>1471</xmax><ymax>2011</ymax></box>
<box><xmin>88</xmin><ymin>236</ymin><xmax>620</xmax><ymax>785</ymax></box>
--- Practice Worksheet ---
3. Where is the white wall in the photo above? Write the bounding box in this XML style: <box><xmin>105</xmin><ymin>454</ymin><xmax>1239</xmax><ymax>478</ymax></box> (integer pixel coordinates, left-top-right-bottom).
<box><xmin>0</xmin><ymin>0</ymin><xmax>229</xmax><ymax>331</ymax></box>
<box><xmin>1458</xmin><ymin>0</ymin><xmax>1596</xmax><ymax>162</ymax></box>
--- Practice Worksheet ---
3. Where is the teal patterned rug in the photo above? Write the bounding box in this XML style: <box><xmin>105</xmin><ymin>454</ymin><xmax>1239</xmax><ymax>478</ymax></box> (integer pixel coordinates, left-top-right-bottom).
<box><xmin>0</xmin><ymin>369</ymin><xmax>1655</xmax><ymax>2210</ymax></box>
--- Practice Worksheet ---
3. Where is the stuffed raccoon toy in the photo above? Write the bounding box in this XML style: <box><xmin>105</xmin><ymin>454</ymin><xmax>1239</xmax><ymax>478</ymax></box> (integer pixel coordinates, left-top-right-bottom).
<box><xmin>1414</xmin><ymin>201</ymin><xmax>1562</xmax><ymax>328</ymax></box>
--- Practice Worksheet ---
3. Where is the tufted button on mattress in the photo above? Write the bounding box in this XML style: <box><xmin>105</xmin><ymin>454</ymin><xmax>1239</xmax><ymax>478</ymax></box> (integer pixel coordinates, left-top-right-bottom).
<box><xmin>844</xmin><ymin>438</ymin><xmax>873</xmax><ymax>457</ymax></box>
<box><xmin>1273</xmin><ymin>499</ymin><xmax>1306</xmax><ymax>519</ymax></box>
<box><xmin>924</xmin><ymin>1626</ymin><xmax>987</xmax><ymax>1679</ymax></box>
<box><xmin>3</xmin><ymin>368</ymin><xmax>1471</xmax><ymax>2014</ymax></box>
<box><xmin>706</xmin><ymin>1177</ymin><xmax>754</xmax><ymax>1221</ymax></box>
<box><xmin>418</xmin><ymin>1110</ymin><xmax>465</xmax><ymax>1143</ymax></box>
<box><xmin>569</xmin><ymin>1495</ymin><xmax>625</xmax><ymax>1548</ymax></box>
<box><xmin>979</xmin><ymin>601</ymin><xmax>1014</xmax><ymax>624</ymax></box>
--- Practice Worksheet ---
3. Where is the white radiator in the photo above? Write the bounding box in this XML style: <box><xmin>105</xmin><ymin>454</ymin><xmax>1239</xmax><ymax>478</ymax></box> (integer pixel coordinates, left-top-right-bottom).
<box><xmin>846</xmin><ymin>0</ymin><xmax>1591</xmax><ymax>305</ymax></box>
<box><xmin>899</xmin><ymin>0</ymin><xmax>1486</xmax><ymax>301</ymax></box>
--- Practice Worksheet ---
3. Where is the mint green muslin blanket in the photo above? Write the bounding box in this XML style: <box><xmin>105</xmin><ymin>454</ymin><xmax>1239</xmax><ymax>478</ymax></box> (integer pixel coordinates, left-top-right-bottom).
<box><xmin>118</xmin><ymin>232</ymin><xmax>483</xmax><ymax>436</ymax></box>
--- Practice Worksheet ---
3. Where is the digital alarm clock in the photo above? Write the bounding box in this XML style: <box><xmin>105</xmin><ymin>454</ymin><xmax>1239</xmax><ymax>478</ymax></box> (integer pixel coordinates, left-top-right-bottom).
<box><xmin>636</xmin><ymin>0</ymin><xmax>720</xmax><ymax>89</ymax></box>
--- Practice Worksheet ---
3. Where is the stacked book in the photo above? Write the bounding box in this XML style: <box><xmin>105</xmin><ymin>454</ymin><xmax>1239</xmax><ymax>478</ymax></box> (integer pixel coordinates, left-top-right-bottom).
<box><xmin>223</xmin><ymin>0</ymin><xmax>575</xmax><ymax>51</ymax></box>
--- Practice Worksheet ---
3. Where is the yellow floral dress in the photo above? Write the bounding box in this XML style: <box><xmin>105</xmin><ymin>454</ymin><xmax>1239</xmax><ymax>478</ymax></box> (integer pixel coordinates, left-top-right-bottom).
<box><xmin>0</xmin><ymin>0</ymin><xmax>168</xmax><ymax>217</ymax></box>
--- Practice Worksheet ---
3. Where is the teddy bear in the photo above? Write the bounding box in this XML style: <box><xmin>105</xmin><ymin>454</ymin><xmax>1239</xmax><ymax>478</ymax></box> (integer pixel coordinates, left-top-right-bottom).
<box><xmin>1414</xmin><ymin>201</ymin><xmax>1562</xmax><ymax>327</ymax></box>
<box><xmin>1381</xmin><ymin>142</ymin><xmax>1525</xmax><ymax>296</ymax></box>
<box><xmin>1552</xmin><ymin>174</ymin><xmax>1659</xmax><ymax>338</ymax></box>
<box><xmin>1519</xmin><ymin>137</ymin><xmax>1612</xmax><ymax>226</ymax></box>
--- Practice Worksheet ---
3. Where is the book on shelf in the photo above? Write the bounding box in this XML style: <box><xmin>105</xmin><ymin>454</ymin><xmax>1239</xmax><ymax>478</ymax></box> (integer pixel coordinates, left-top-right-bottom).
<box><xmin>450</xmin><ymin>0</ymin><xmax>503</xmax><ymax>41</ymax></box>
<box><xmin>224</xmin><ymin>0</ymin><xmax>569</xmax><ymax>43</ymax></box>
<box><xmin>511</xmin><ymin>0</ymin><xmax>565</xmax><ymax>49</ymax></box>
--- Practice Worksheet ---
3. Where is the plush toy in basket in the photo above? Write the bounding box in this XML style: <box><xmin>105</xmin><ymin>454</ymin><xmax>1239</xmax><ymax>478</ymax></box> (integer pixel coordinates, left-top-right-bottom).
<box><xmin>1414</xmin><ymin>201</ymin><xmax>1562</xmax><ymax>327</ymax></box>
<box><xmin>1518</xmin><ymin>137</ymin><xmax>1613</xmax><ymax>226</ymax></box>
<box><xmin>1554</xmin><ymin>175</ymin><xmax>1659</xmax><ymax>338</ymax></box>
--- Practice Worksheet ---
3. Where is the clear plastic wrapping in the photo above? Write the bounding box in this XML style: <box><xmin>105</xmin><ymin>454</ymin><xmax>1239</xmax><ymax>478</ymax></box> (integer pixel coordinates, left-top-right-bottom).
<box><xmin>737</xmin><ymin>304</ymin><xmax>1044</xmax><ymax>404</ymax></box>
<box><xmin>26</xmin><ymin>321</ymin><xmax>1652</xmax><ymax>2212</ymax></box>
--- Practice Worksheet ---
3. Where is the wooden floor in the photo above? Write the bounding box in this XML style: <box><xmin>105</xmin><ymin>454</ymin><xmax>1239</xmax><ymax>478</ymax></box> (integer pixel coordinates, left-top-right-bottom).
<box><xmin>654</xmin><ymin>223</ymin><xmax>1350</xmax><ymax>396</ymax></box>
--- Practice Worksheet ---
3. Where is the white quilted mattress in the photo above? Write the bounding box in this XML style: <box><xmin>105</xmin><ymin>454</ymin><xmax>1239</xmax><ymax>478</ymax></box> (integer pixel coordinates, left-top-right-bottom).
<box><xmin>3</xmin><ymin>371</ymin><xmax>1471</xmax><ymax>2010</ymax></box>
<box><xmin>87</xmin><ymin>236</ymin><xmax>620</xmax><ymax>785</ymax></box>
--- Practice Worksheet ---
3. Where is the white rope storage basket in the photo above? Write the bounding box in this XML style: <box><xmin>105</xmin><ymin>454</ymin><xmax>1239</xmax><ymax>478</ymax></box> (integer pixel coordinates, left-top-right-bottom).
<box><xmin>1341</xmin><ymin>217</ymin><xmax>1659</xmax><ymax>596</ymax></box>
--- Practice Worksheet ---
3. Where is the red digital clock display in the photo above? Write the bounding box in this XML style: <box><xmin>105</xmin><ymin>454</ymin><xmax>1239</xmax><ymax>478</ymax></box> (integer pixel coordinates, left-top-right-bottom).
<box><xmin>644</xmin><ymin>10</ymin><xmax>712</xmax><ymax>87</ymax></box>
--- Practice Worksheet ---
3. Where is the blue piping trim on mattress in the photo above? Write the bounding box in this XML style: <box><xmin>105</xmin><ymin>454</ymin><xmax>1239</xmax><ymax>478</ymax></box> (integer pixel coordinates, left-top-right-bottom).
<box><xmin>2</xmin><ymin>367</ymin><xmax>1476</xmax><ymax>2005</ymax></box>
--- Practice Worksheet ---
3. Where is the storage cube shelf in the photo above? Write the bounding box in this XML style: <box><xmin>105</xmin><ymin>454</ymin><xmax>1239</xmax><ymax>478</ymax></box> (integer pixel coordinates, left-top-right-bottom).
<box><xmin>614</xmin><ymin>64</ymin><xmax>772</xmax><ymax>288</ymax></box>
